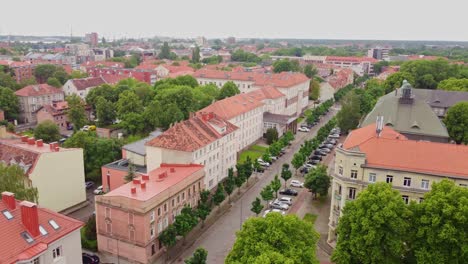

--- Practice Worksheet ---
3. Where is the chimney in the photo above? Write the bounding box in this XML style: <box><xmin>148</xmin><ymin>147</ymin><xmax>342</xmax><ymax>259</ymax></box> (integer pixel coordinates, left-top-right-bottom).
<box><xmin>132</xmin><ymin>179</ymin><xmax>141</xmax><ymax>185</ymax></box>
<box><xmin>55</xmin><ymin>146</ymin><xmax>59</xmax><ymax>152</ymax></box>
<box><xmin>142</xmin><ymin>174</ymin><xmax>150</xmax><ymax>181</ymax></box>
<box><xmin>170</xmin><ymin>168</ymin><xmax>175</xmax><ymax>173</ymax></box>
<box><xmin>27</xmin><ymin>137</ymin><xmax>35</xmax><ymax>145</ymax></box>
<box><xmin>36</xmin><ymin>139</ymin><xmax>43</xmax><ymax>147</ymax></box>
<box><xmin>141</xmin><ymin>182</ymin><xmax>146</xmax><ymax>189</ymax></box>
<box><xmin>21</xmin><ymin>135</ymin><xmax>28</xmax><ymax>142</ymax></box>
<box><xmin>49</xmin><ymin>142</ymin><xmax>57</xmax><ymax>151</ymax></box>
<box><xmin>131</xmin><ymin>187</ymin><xmax>137</xmax><ymax>194</ymax></box>
<box><xmin>20</xmin><ymin>201</ymin><xmax>40</xmax><ymax>237</ymax></box>
<box><xmin>2</xmin><ymin>192</ymin><xmax>16</xmax><ymax>210</ymax></box>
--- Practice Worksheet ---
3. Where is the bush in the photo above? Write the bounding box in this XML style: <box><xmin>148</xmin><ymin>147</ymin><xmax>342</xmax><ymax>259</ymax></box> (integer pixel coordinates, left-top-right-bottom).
<box><xmin>81</xmin><ymin>228</ymin><xmax>98</xmax><ymax>251</ymax></box>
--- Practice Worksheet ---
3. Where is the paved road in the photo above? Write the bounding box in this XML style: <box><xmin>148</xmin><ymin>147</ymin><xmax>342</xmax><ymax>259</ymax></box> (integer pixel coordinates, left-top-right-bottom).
<box><xmin>69</xmin><ymin>189</ymin><xmax>96</xmax><ymax>222</ymax></box>
<box><xmin>176</xmin><ymin>106</ymin><xmax>339</xmax><ymax>263</ymax></box>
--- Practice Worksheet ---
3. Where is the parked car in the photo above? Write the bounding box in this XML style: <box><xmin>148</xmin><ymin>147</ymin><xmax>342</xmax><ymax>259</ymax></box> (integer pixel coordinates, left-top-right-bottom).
<box><xmin>263</xmin><ymin>209</ymin><xmax>286</xmax><ymax>217</ymax></box>
<box><xmin>328</xmin><ymin>134</ymin><xmax>340</xmax><ymax>139</ymax></box>
<box><xmin>279</xmin><ymin>149</ymin><xmax>286</xmax><ymax>155</ymax></box>
<box><xmin>82</xmin><ymin>253</ymin><xmax>100</xmax><ymax>264</ymax></box>
<box><xmin>310</xmin><ymin>155</ymin><xmax>322</xmax><ymax>161</ymax></box>
<box><xmin>277</xmin><ymin>197</ymin><xmax>293</xmax><ymax>205</ymax></box>
<box><xmin>314</xmin><ymin>150</ymin><xmax>327</xmax><ymax>156</ymax></box>
<box><xmin>270</xmin><ymin>156</ymin><xmax>278</xmax><ymax>161</ymax></box>
<box><xmin>304</xmin><ymin>163</ymin><xmax>317</xmax><ymax>169</ymax></box>
<box><xmin>300</xmin><ymin>167</ymin><xmax>309</xmax><ymax>174</ymax></box>
<box><xmin>279</xmin><ymin>189</ymin><xmax>298</xmax><ymax>196</ymax></box>
<box><xmin>320</xmin><ymin>148</ymin><xmax>331</xmax><ymax>153</ymax></box>
<box><xmin>257</xmin><ymin>158</ymin><xmax>270</xmax><ymax>167</ymax></box>
<box><xmin>290</xmin><ymin>180</ymin><xmax>304</xmax><ymax>188</ymax></box>
<box><xmin>269</xmin><ymin>201</ymin><xmax>289</xmax><ymax>210</ymax></box>
<box><xmin>85</xmin><ymin>181</ymin><xmax>94</xmax><ymax>189</ymax></box>
<box><xmin>298</xmin><ymin>127</ymin><xmax>310</xmax><ymax>132</ymax></box>
<box><xmin>309</xmin><ymin>159</ymin><xmax>320</xmax><ymax>165</ymax></box>
<box><xmin>93</xmin><ymin>185</ymin><xmax>104</xmax><ymax>195</ymax></box>
<box><xmin>326</xmin><ymin>139</ymin><xmax>338</xmax><ymax>145</ymax></box>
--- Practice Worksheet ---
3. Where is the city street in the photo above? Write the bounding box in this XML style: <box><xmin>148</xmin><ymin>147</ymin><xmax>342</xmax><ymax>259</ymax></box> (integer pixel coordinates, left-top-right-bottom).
<box><xmin>176</xmin><ymin>105</ymin><xmax>340</xmax><ymax>263</ymax></box>
<box><xmin>69</xmin><ymin>189</ymin><xmax>96</xmax><ymax>222</ymax></box>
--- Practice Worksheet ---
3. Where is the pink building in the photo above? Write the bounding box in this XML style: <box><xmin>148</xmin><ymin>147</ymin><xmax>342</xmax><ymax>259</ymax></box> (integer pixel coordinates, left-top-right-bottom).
<box><xmin>95</xmin><ymin>164</ymin><xmax>205</xmax><ymax>263</ymax></box>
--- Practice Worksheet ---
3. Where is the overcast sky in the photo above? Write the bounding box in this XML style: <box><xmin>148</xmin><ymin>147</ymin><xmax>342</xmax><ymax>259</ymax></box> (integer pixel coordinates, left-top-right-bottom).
<box><xmin>1</xmin><ymin>0</ymin><xmax>468</xmax><ymax>41</ymax></box>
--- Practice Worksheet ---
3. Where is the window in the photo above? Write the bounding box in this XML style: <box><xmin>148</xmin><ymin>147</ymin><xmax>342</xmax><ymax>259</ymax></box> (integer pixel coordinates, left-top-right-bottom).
<box><xmin>152</xmin><ymin>244</ymin><xmax>156</xmax><ymax>255</ymax></box>
<box><xmin>158</xmin><ymin>207</ymin><xmax>161</xmax><ymax>216</ymax></box>
<box><xmin>129</xmin><ymin>212</ymin><xmax>134</xmax><ymax>224</ymax></box>
<box><xmin>386</xmin><ymin>175</ymin><xmax>393</xmax><ymax>184</ymax></box>
<box><xmin>21</xmin><ymin>232</ymin><xmax>34</xmax><ymax>243</ymax></box>
<box><xmin>177</xmin><ymin>195</ymin><xmax>180</xmax><ymax>203</ymax></box>
<box><xmin>209</xmin><ymin>179</ymin><xmax>214</xmax><ymax>187</ymax></box>
<box><xmin>403</xmin><ymin>177</ymin><xmax>412</xmax><ymax>187</ymax></box>
<box><xmin>350</xmin><ymin>170</ymin><xmax>358</xmax><ymax>179</ymax></box>
<box><xmin>49</xmin><ymin>220</ymin><xmax>60</xmax><ymax>230</ymax></box>
<box><xmin>158</xmin><ymin>221</ymin><xmax>163</xmax><ymax>234</ymax></box>
<box><xmin>150</xmin><ymin>211</ymin><xmax>155</xmax><ymax>222</ymax></box>
<box><xmin>33</xmin><ymin>258</ymin><xmax>40</xmax><ymax>264</ymax></box>
<box><xmin>163</xmin><ymin>216</ymin><xmax>169</xmax><ymax>228</ymax></box>
<box><xmin>105</xmin><ymin>207</ymin><xmax>111</xmax><ymax>218</ymax></box>
<box><xmin>39</xmin><ymin>225</ymin><xmax>48</xmax><ymax>236</ymax></box>
<box><xmin>2</xmin><ymin>210</ymin><xmax>13</xmax><ymax>220</ymax></box>
<box><xmin>172</xmin><ymin>199</ymin><xmax>175</xmax><ymax>207</ymax></box>
<box><xmin>402</xmin><ymin>195</ymin><xmax>409</xmax><ymax>204</ymax></box>
<box><xmin>52</xmin><ymin>246</ymin><xmax>62</xmax><ymax>259</ymax></box>
<box><xmin>348</xmin><ymin>188</ymin><xmax>356</xmax><ymax>200</ymax></box>
<box><xmin>182</xmin><ymin>192</ymin><xmax>185</xmax><ymax>200</ymax></box>
<box><xmin>421</xmin><ymin>180</ymin><xmax>429</xmax><ymax>189</ymax></box>
<box><xmin>106</xmin><ymin>222</ymin><xmax>112</xmax><ymax>233</ymax></box>
<box><xmin>129</xmin><ymin>229</ymin><xmax>135</xmax><ymax>241</ymax></box>
<box><xmin>150</xmin><ymin>224</ymin><xmax>155</xmax><ymax>238</ymax></box>
<box><xmin>368</xmin><ymin>173</ymin><xmax>376</xmax><ymax>183</ymax></box>
<box><xmin>338</xmin><ymin>166</ymin><xmax>343</xmax><ymax>176</ymax></box>
<box><xmin>419</xmin><ymin>197</ymin><xmax>424</xmax><ymax>203</ymax></box>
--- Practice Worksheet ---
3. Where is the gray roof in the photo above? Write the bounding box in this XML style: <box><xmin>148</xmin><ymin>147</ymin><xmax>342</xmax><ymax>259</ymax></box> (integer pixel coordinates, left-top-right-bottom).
<box><xmin>411</xmin><ymin>89</ymin><xmax>468</xmax><ymax>109</ymax></box>
<box><xmin>263</xmin><ymin>112</ymin><xmax>297</xmax><ymax>125</ymax></box>
<box><xmin>122</xmin><ymin>130</ymin><xmax>163</xmax><ymax>156</ymax></box>
<box><xmin>361</xmin><ymin>87</ymin><xmax>449</xmax><ymax>139</ymax></box>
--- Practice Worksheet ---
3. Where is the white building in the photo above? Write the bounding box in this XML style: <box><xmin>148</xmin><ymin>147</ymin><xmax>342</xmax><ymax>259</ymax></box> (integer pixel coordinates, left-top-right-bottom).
<box><xmin>63</xmin><ymin>76</ymin><xmax>106</xmax><ymax>100</ymax></box>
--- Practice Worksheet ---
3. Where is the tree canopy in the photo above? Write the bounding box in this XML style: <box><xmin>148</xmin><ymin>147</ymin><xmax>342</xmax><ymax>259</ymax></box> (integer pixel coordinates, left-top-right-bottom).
<box><xmin>304</xmin><ymin>165</ymin><xmax>330</xmax><ymax>198</ymax></box>
<box><xmin>336</xmin><ymin>92</ymin><xmax>361</xmax><ymax>133</ymax></box>
<box><xmin>438</xmin><ymin>78</ymin><xmax>468</xmax><ymax>92</ymax></box>
<box><xmin>0</xmin><ymin>86</ymin><xmax>20</xmax><ymax>120</ymax></box>
<box><xmin>444</xmin><ymin>101</ymin><xmax>468</xmax><ymax>144</ymax></box>
<box><xmin>34</xmin><ymin>120</ymin><xmax>61</xmax><ymax>143</ymax></box>
<box><xmin>0</xmin><ymin>163</ymin><xmax>38</xmax><ymax>203</ymax></box>
<box><xmin>273</xmin><ymin>59</ymin><xmax>301</xmax><ymax>73</ymax></box>
<box><xmin>226</xmin><ymin>213</ymin><xmax>319</xmax><ymax>264</ymax></box>
<box><xmin>217</xmin><ymin>81</ymin><xmax>240</xmax><ymax>100</ymax></box>
<box><xmin>231</xmin><ymin>49</ymin><xmax>261</xmax><ymax>63</ymax></box>
<box><xmin>185</xmin><ymin>247</ymin><xmax>208</xmax><ymax>264</ymax></box>
<box><xmin>66</xmin><ymin>94</ymin><xmax>87</xmax><ymax>131</ymax></box>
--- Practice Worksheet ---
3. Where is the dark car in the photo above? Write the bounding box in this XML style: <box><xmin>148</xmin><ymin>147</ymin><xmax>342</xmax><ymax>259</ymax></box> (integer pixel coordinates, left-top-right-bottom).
<box><xmin>85</xmin><ymin>181</ymin><xmax>95</xmax><ymax>189</ymax></box>
<box><xmin>310</xmin><ymin>155</ymin><xmax>322</xmax><ymax>161</ymax></box>
<box><xmin>82</xmin><ymin>253</ymin><xmax>100</xmax><ymax>264</ymax></box>
<box><xmin>300</xmin><ymin>167</ymin><xmax>309</xmax><ymax>174</ymax></box>
<box><xmin>309</xmin><ymin>159</ymin><xmax>320</xmax><ymax>165</ymax></box>
<box><xmin>314</xmin><ymin>150</ymin><xmax>326</xmax><ymax>156</ymax></box>
<box><xmin>279</xmin><ymin>188</ymin><xmax>298</xmax><ymax>196</ymax></box>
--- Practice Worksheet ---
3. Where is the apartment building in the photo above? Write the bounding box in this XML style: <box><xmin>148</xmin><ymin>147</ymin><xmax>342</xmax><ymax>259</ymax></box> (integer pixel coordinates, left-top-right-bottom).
<box><xmin>63</xmin><ymin>76</ymin><xmax>107</xmax><ymax>100</ymax></box>
<box><xmin>0</xmin><ymin>129</ymin><xmax>87</xmax><ymax>212</ymax></box>
<box><xmin>14</xmin><ymin>84</ymin><xmax>64</xmax><ymax>124</ymax></box>
<box><xmin>146</xmin><ymin>112</ymin><xmax>238</xmax><ymax>190</ymax></box>
<box><xmin>325</xmin><ymin>56</ymin><xmax>377</xmax><ymax>76</ymax></box>
<box><xmin>0</xmin><ymin>60</ymin><xmax>34</xmax><ymax>83</ymax></box>
<box><xmin>0</xmin><ymin>192</ymin><xmax>83</xmax><ymax>264</ymax></box>
<box><xmin>36</xmin><ymin>101</ymin><xmax>92</xmax><ymax>133</ymax></box>
<box><xmin>327</xmin><ymin>124</ymin><xmax>468</xmax><ymax>244</ymax></box>
<box><xmin>95</xmin><ymin>164</ymin><xmax>205</xmax><ymax>264</ymax></box>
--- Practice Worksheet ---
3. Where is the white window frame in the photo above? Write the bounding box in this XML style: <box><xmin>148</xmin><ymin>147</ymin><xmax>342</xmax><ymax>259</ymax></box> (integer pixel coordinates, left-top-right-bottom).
<box><xmin>421</xmin><ymin>179</ymin><xmax>429</xmax><ymax>190</ymax></box>
<box><xmin>52</xmin><ymin>246</ymin><xmax>62</xmax><ymax>259</ymax></box>
<box><xmin>386</xmin><ymin>175</ymin><xmax>393</xmax><ymax>184</ymax></box>
<box><xmin>403</xmin><ymin>177</ymin><xmax>412</xmax><ymax>187</ymax></box>
<box><xmin>368</xmin><ymin>173</ymin><xmax>376</xmax><ymax>183</ymax></box>
<box><xmin>348</xmin><ymin>188</ymin><xmax>356</xmax><ymax>200</ymax></box>
<box><xmin>402</xmin><ymin>195</ymin><xmax>409</xmax><ymax>204</ymax></box>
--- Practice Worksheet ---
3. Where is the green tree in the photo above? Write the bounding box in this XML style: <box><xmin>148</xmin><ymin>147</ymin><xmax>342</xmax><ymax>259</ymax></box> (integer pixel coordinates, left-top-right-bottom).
<box><xmin>116</xmin><ymin>90</ymin><xmax>144</xmax><ymax>118</ymax></box>
<box><xmin>192</xmin><ymin>46</ymin><xmax>201</xmax><ymax>63</ymax></box>
<box><xmin>336</xmin><ymin>92</ymin><xmax>361</xmax><ymax>133</ymax></box>
<box><xmin>0</xmin><ymin>72</ymin><xmax>20</xmax><ymax>90</ymax></box>
<box><xmin>438</xmin><ymin>78</ymin><xmax>468</xmax><ymax>92</ymax></box>
<box><xmin>444</xmin><ymin>101</ymin><xmax>468</xmax><ymax>144</ymax></box>
<box><xmin>265</xmin><ymin>127</ymin><xmax>279</xmax><ymax>144</ymax></box>
<box><xmin>34</xmin><ymin>64</ymin><xmax>58</xmax><ymax>83</ymax></box>
<box><xmin>331</xmin><ymin>183</ymin><xmax>411</xmax><ymax>264</ymax></box>
<box><xmin>34</xmin><ymin>120</ymin><xmax>61</xmax><ymax>143</ymax></box>
<box><xmin>84</xmin><ymin>215</ymin><xmax>97</xmax><ymax>241</ymax></box>
<box><xmin>0</xmin><ymin>163</ymin><xmax>39</xmax><ymax>203</ymax></box>
<box><xmin>235</xmin><ymin>172</ymin><xmax>245</xmax><ymax>194</ymax></box>
<box><xmin>270</xmin><ymin>175</ymin><xmax>282</xmax><ymax>198</ymax></box>
<box><xmin>280</xmin><ymin>163</ymin><xmax>292</xmax><ymax>188</ymax></box>
<box><xmin>66</xmin><ymin>94</ymin><xmax>87</xmax><ymax>131</ymax></box>
<box><xmin>273</xmin><ymin>59</ymin><xmax>301</xmax><ymax>73</ymax></box>
<box><xmin>410</xmin><ymin>180</ymin><xmax>468</xmax><ymax>264</ymax></box>
<box><xmin>212</xmin><ymin>183</ymin><xmax>225</xmax><ymax>208</ymax></box>
<box><xmin>226</xmin><ymin>214</ymin><xmax>319</xmax><ymax>264</ymax></box>
<box><xmin>120</xmin><ymin>112</ymin><xmax>145</xmax><ymax>134</ymax></box>
<box><xmin>196</xmin><ymin>202</ymin><xmax>211</xmax><ymax>228</ymax></box>
<box><xmin>224</xmin><ymin>168</ymin><xmax>235</xmax><ymax>201</ymax></box>
<box><xmin>53</xmin><ymin>68</ymin><xmax>70</xmax><ymax>84</ymax></box>
<box><xmin>159</xmin><ymin>42</ymin><xmax>172</xmax><ymax>59</ymax></box>
<box><xmin>46</xmin><ymin>77</ymin><xmax>62</xmax><ymax>88</ymax></box>
<box><xmin>185</xmin><ymin>247</ymin><xmax>208</xmax><ymax>264</ymax></box>
<box><xmin>291</xmin><ymin>152</ymin><xmax>305</xmax><ymax>175</ymax></box>
<box><xmin>304</xmin><ymin>64</ymin><xmax>317</xmax><ymax>78</ymax></box>
<box><xmin>160</xmin><ymin>103</ymin><xmax>184</xmax><ymax>130</ymax></box>
<box><xmin>383</xmin><ymin>72</ymin><xmax>416</xmax><ymax>93</ymax></box>
<box><xmin>304</xmin><ymin>165</ymin><xmax>330</xmax><ymax>199</ymax></box>
<box><xmin>309</xmin><ymin>79</ymin><xmax>320</xmax><ymax>100</ymax></box>
<box><xmin>0</xmin><ymin>86</ymin><xmax>20</xmax><ymax>120</ymax></box>
<box><xmin>158</xmin><ymin>224</ymin><xmax>177</xmax><ymax>248</ymax></box>
<box><xmin>174</xmin><ymin>206</ymin><xmax>198</xmax><ymax>243</ymax></box>
<box><xmin>217</xmin><ymin>81</ymin><xmax>240</xmax><ymax>100</ymax></box>
<box><xmin>70</xmin><ymin>70</ymin><xmax>88</xmax><ymax>79</ymax></box>
<box><xmin>142</xmin><ymin>100</ymin><xmax>162</xmax><ymax>130</ymax></box>
<box><xmin>250</xmin><ymin>197</ymin><xmax>264</xmax><ymax>216</ymax></box>
<box><xmin>95</xmin><ymin>97</ymin><xmax>116</xmax><ymax>127</ymax></box>
<box><xmin>260</xmin><ymin>185</ymin><xmax>274</xmax><ymax>205</ymax></box>
<box><xmin>124</xmin><ymin>161</ymin><xmax>136</xmax><ymax>182</ymax></box>
<box><xmin>231</xmin><ymin>49</ymin><xmax>261</xmax><ymax>63</ymax></box>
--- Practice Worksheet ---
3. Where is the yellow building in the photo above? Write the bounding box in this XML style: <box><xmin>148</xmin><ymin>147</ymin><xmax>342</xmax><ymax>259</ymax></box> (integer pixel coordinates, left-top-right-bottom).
<box><xmin>328</xmin><ymin>124</ymin><xmax>468</xmax><ymax>245</ymax></box>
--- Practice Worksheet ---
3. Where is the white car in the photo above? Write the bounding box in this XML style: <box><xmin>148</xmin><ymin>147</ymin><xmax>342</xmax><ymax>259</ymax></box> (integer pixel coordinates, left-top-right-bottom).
<box><xmin>269</xmin><ymin>201</ymin><xmax>289</xmax><ymax>211</ymax></box>
<box><xmin>298</xmin><ymin>127</ymin><xmax>310</xmax><ymax>132</ymax></box>
<box><xmin>93</xmin><ymin>185</ymin><xmax>104</xmax><ymax>195</ymax></box>
<box><xmin>257</xmin><ymin>158</ymin><xmax>270</xmax><ymax>167</ymax></box>
<box><xmin>304</xmin><ymin>164</ymin><xmax>317</xmax><ymax>169</ymax></box>
<box><xmin>270</xmin><ymin>156</ymin><xmax>278</xmax><ymax>161</ymax></box>
<box><xmin>290</xmin><ymin>180</ymin><xmax>304</xmax><ymax>188</ymax></box>
<box><xmin>81</xmin><ymin>125</ymin><xmax>90</xmax><ymax>131</ymax></box>
<box><xmin>263</xmin><ymin>209</ymin><xmax>286</xmax><ymax>217</ymax></box>
<box><xmin>276</xmin><ymin>197</ymin><xmax>293</xmax><ymax>205</ymax></box>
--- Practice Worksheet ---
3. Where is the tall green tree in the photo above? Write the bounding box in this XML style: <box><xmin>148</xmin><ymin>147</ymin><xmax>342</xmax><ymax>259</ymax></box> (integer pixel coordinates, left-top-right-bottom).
<box><xmin>291</xmin><ymin>152</ymin><xmax>305</xmax><ymax>175</ymax></box>
<box><xmin>224</xmin><ymin>168</ymin><xmax>235</xmax><ymax>201</ymax></box>
<box><xmin>444</xmin><ymin>101</ymin><xmax>468</xmax><ymax>144</ymax></box>
<box><xmin>226</xmin><ymin>214</ymin><xmax>319</xmax><ymax>264</ymax></box>
<box><xmin>309</xmin><ymin>79</ymin><xmax>320</xmax><ymax>100</ymax></box>
<box><xmin>280</xmin><ymin>163</ymin><xmax>292</xmax><ymax>188</ymax></box>
<box><xmin>336</xmin><ymin>92</ymin><xmax>361</xmax><ymax>133</ymax></box>
<box><xmin>260</xmin><ymin>185</ymin><xmax>274</xmax><ymax>205</ymax></box>
<box><xmin>304</xmin><ymin>64</ymin><xmax>317</xmax><ymax>78</ymax></box>
<box><xmin>160</xmin><ymin>103</ymin><xmax>184</xmax><ymax>130</ymax></box>
<box><xmin>410</xmin><ymin>179</ymin><xmax>468</xmax><ymax>264</ymax></box>
<box><xmin>212</xmin><ymin>183</ymin><xmax>225</xmax><ymax>208</ymax></box>
<box><xmin>66</xmin><ymin>94</ymin><xmax>87</xmax><ymax>131</ymax></box>
<box><xmin>159</xmin><ymin>42</ymin><xmax>172</xmax><ymax>59</ymax></box>
<box><xmin>192</xmin><ymin>46</ymin><xmax>201</xmax><ymax>63</ymax></box>
<box><xmin>265</xmin><ymin>128</ymin><xmax>279</xmax><ymax>144</ymax></box>
<box><xmin>304</xmin><ymin>165</ymin><xmax>330</xmax><ymax>199</ymax></box>
<box><xmin>250</xmin><ymin>197</ymin><xmax>264</xmax><ymax>216</ymax></box>
<box><xmin>217</xmin><ymin>81</ymin><xmax>240</xmax><ymax>100</ymax></box>
<box><xmin>270</xmin><ymin>175</ymin><xmax>282</xmax><ymax>198</ymax></box>
<box><xmin>158</xmin><ymin>224</ymin><xmax>177</xmax><ymax>248</ymax></box>
<box><xmin>174</xmin><ymin>206</ymin><xmax>198</xmax><ymax>243</ymax></box>
<box><xmin>438</xmin><ymin>78</ymin><xmax>468</xmax><ymax>92</ymax></box>
<box><xmin>185</xmin><ymin>247</ymin><xmax>208</xmax><ymax>264</ymax></box>
<box><xmin>95</xmin><ymin>97</ymin><xmax>116</xmax><ymax>127</ymax></box>
<box><xmin>142</xmin><ymin>100</ymin><xmax>162</xmax><ymax>130</ymax></box>
<box><xmin>46</xmin><ymin>77</ymin><xmax>62</xmax><ymax>88</ymax></box>
<box><xmin>0</xmin><ymin>163</ymin><xmax>38</xmax><ymax>203</ymax></box>
<box><xmin>34</xmin><ymin>64</ymin><xmax>58</xmax><ymax>83</ymax></box>
<box><xmin>34</xmin><ymin>120</ymin><xmax>61</xmax><ymax>143</ymax></box>
<box><xmin>116</xmin><ymin>90</ymin><xmax>144</xmax><ymax>118</ymax></box>
<box><xmin>331</xmin><ymin>183</ymin><xmax>411</xmax><ymax>264</ymax></box>
<box><xmin>0</xmin><ymin>86</ymin><xmax>20</xmax><ymax>120</ymax></box>
<box><xmin>383</xmin><ymin>72</ymin><xmax>416</xmax><ymax>93</ymax></box>
<box><xmin>120</xmin><ymin>112</ymin><xmax>145</xmax><ymax>134</ymax></box>
<box><xmin>273</xmin><ymin>59</ymin><xmax>301</xmax><ymax>73</ymax></box>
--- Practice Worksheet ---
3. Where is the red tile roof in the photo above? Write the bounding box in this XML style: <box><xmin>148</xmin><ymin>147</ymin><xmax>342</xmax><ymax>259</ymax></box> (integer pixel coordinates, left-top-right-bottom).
<box><xmin>193</xmin><ymin>69</ymin><xmax>309</xmax><ymax>88</ymax></box>
<box><xmin>343</xmin><ymin>124</ymin><xmax>468</xmax><ymax>178</ymax></box>
<box><xmin>146</xmin><ymin>112</ymin><xmax>238</xmax><ymax>152</ymax></box>
<box><xmin>0</xmin><ymin>195</ymin><xmax>83</xmax><ymax>263</ymax></box>
<box><xmin>325</xmin><ymin>56</ymin><xmax>378</xmax><ymax>63</ymax></box>
<box><xmin>200</xmin><ymin>93</ymin><xmax>264</xmax><ymax>120</ymax></box>
<box><xmin>100</xmin><ymin>74</ymin><xmax>129</xmax><ymax>84</ymax></box>
<box><xmin>80</xmin><ymin>61</ymin><xmax>125</xmax><ymax>68</ymax></box>
<box><xmin>71</xmin><ymin>77</ymin><xmax>106</xmax><ymax>90</ymax></box>
<box><xmin>104</xmin><ymin>164</ymin><xmax>204</xmax><ymax>201</ymax></box>
<box><xmin>246</xmin><ymin>86</ymin><xmax>285</xmax><ymax>101</ymax></box>
<box><xmin>14</xmin><ymin>84</ymin><xmax>63</xmax><ymax>97</ymax></box>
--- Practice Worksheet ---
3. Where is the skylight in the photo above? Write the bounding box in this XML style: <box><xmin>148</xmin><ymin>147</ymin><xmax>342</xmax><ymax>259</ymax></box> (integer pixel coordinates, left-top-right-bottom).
<box><xmin>49</xmin><ymin>220</ymin><xmax>60</xmax><ymax>230</ymax></box>
<box><xmin>39</xmin><ymin>225</ymin><xmax>48</xmax><ymax>235</ymax></box>
<box><xmin>21</xmin><ymin>231</ymin><xmax>34</xmax><ymax>243</ymax></box>
<box><xmin>2</xmin><ymin>210</ymin><xmax>13</xmax><ymax>220</ymax></box>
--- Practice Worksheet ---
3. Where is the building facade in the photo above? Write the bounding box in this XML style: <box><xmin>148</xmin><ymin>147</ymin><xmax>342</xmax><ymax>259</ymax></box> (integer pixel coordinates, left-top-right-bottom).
<box><xmin>0</xmin><ymin>192</ymin><xmax>83</xmax><ymax>264</ymax></box>
<box><xmin>95</xmin><ymin>164</ymin><xmax>205</xmax><ymax>264</ymax></box>
<box><xmin>36</xmin><ymin>101</ymin><xmax>92</xmax><ymax>133</ymax></box>
<box><xmin>63</xmin><ymin>76</ymin><xmax>107</xmax><ymax>100</ymax></box>
<box><xmin>327</xmin><ymin>124</ymin><xmax>468</xmax><ymax>244</ymax></box>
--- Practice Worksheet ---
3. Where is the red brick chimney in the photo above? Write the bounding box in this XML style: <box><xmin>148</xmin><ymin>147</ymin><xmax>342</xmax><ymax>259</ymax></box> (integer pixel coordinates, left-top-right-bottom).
<box><xmin>1</xmin><ymin>191</ymin><xmax>16</xmax><ymax>210</ymax></box>
<box><xmin>20</xmin><ymin>201</ymin><xmax>40</xmax><ymax>237</ymax></box>
<box><xmin>36</xmin><ymin>139</ymin><xmax>43</xmax><ymax>147</ymax></box>
<box><xmin>141</xmin><ymin>182</ymin><xmax>146</xmax><ymax>189</ymax></box>
<box><xmin>21</xmin><ymin>136</ymin><xmax>28</xmax><ymax>143</ymax></box>
<box><xmin>131</xmin><ymin>187</ymin><xmax>137</xmax><ymax>194</ymax></box>
<box><xmin>27</xmin><ymin>137</ymin><xmax>35</xmax><ymax>145</ymax></box>
<box><xmin>132</xmin><ymin>179</ymin><xmax>141</xmax><ymax>185</ymax></box>
<box><xmin>49</xmin><ymin>142</ymin><xmax>56</xmax><ymax>151</ymax></box>
<box><xmin>170</xmin><ymin>168</ymin><xmax>176</xmax><ymax>173</ymax></box>
<box><xmin>142</xmin><ymin>174</ymin><xmax>149</xmax><ymax>181</ymax></box>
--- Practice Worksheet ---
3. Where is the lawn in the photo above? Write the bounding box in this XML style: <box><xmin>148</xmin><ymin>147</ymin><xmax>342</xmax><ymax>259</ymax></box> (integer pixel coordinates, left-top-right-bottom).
<box><xmin>303</xmin><ymin>213</ymin><xmax>318</xmax><ymax>225</ymax></box>
<box><xmin>238</xmin><ymin>145</ymin><xmax>268</xmax><ymax>163</ymax></box>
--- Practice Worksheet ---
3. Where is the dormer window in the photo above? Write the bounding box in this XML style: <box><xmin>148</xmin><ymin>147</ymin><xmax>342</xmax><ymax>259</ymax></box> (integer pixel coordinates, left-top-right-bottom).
<box><xmin>49</xmin><ymin>219</ymin><xmax>60</xmax><ymax>230</ymax></box>
<box><xmin>39</xmin><ymin>225</ymin><xmax>48</xmax><ymax>236</ymax></box>
<box><xmin>21</xmin><ymin>231</ymin><xmax>34</xmax><ymax>243</ymax></box>
<box><xmin>2</xmin><ymin>210</ymin><xmax>13</xmax><ymax>220</ymax></box>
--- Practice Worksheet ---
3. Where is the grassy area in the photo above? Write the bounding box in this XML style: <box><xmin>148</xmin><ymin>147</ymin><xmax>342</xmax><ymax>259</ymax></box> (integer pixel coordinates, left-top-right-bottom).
<box><xmin>238</xmin><ymin>145</ymin><xmax>268</xmax><ymax>163</ymax></box>
<box><xmin>303</xmin><ymin>213</ymin><xmax>318</xmax><ymax>225</ymax></box>
<box><xmin>21</xmin><ymin>130</ymin><xmax>34</xmax><ymax>137</ymax></box>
